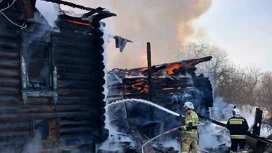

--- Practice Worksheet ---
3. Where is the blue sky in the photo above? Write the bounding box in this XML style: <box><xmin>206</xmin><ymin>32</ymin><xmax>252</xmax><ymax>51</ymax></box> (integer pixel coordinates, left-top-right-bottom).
<box><xmin>194</xmin><ymin>0</ymin><xmax>272</xmax><ymax>71</ymax></box>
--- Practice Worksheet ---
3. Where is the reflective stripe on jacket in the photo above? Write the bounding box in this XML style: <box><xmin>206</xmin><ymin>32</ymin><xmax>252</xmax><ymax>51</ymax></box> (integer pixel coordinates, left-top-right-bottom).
<box><xmin>230</xmin><ymin>135</ymin><xmax>246</xmax><ymax>139</ymax></box>
<box><xmin>226</xmin><ymin>116</ymin><xmax>249</xmax><ymax>140</ymax></box>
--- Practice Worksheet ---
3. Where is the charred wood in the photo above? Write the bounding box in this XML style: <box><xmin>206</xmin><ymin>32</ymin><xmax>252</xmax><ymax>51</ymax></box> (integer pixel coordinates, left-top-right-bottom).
<box><xmin>58</xmin><ymin>80</ymin><xmax>102</xmax><ymax>90</ymax></box>
<box><xmin>0</xmin><ymin>87</ymin><xmax>19</xmax><ymax>95</ymax></box>
<box><xmin>0</xmin><ymin>69</ymin><xmax>20</xmax><ymax>77</ymax></box>
<box><xmin>0</xmin><ymin>60</ymin><xmax>20</xmax><ymax>68</ymax></box>
<box><xmin>58</xmin><ymin>72</ymin><xmax>104</xmax><ymax>82</ymax></box>
<box><xmin>57</xmin><ymin>57</ymin><xmax>103</xmax><ymax>67</ymax></box>
<box><xmin>58</xmin><ymin>88</ymin><xmax>101</xmax><ymax>97</ymax></box>
<box><xmin>57</xmin><ymin>97</ymin><xmax>102</xmax><ymax>105</ymax></box>
<box><xmin>0</xmin><ymin>96</ymin><xmax>20</xmax><ymax>104</ymax></box>
<box><xmin>0</xmin><ymin>112</ymin><xmax>98</xmax><ymax>123</ymax></box>
<box><xmin>0</xmin><ymin>50</ymin><xmax>19</xmax><ymax>59</ymax></box>
<box><xmin>53</xmin><ymin>35</ymin><xmax>96</xmax><ymax>49</ymax></box>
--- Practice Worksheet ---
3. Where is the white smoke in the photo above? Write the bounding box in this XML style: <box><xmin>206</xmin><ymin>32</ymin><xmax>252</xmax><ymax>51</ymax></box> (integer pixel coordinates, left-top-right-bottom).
<box><xmin>35</xmin><ymin>0</ymin><xmax>59</xmax><ymax>27</ymax></box>
<box><xmin>22</xmin><ymin>130</ymin><xmax>42</xmax><ymax>153</ymax></box>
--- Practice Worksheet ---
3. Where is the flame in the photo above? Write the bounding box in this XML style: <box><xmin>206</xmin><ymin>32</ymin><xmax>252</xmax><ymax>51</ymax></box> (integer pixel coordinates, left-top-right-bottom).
<box><xmin>65</xmin><ymin>19</ymin><xmax>94</xmax><ymax>28</ymax></box>
<box><xmin>165</xmin><ymin>63</ymin><xmax>181</xmax><ymax>75</ymax></box>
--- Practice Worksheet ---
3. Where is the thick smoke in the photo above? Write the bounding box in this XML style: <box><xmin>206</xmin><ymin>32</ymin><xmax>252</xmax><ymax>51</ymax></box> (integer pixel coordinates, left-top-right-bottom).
<box><xmin>62</xmin><ymin>0</ymin><xmax>211</xmax><ymax>69</ymax></box>
<box><xmin>107</xmin><ymin>0</ymin><xmax>212</xmax><ymax>69</ymax></box>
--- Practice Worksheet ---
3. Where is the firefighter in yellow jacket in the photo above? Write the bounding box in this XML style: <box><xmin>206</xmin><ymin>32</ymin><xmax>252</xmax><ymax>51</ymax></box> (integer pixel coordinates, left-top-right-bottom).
<box><xmin>227</xmin><ymin>108</ymin><xmax>249</xmax><ymax>153</ymax></box>
<box><xmin>179</xmin><ymin>101</ymin><xmax>199</xmax><ymax>153</ymax></box>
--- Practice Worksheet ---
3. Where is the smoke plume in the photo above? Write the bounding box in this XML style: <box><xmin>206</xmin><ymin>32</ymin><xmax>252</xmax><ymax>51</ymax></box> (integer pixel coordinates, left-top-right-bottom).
<box><xmin>106</xmin><ymin>0</ymin><xmax>212</xmax><ymax>69</ymax></box>
<box><xmin>62</xmin><ymin>0</ymin><xmax>211</xmax><ymax>69</ymax></box>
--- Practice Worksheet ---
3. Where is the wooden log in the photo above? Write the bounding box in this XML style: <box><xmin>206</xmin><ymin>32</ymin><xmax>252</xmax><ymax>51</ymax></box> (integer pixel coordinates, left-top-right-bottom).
<box><xmin>58</xmin><ymin>135</ymin><xmax>94</xmax><ymax>145</ymax></box>
<box><xmin>0</xmin><ymin>41</ymin><xmax>18</xmax><ymax>49</ymax></box>
<box><xmin>0</xmin><ymin>50</ymin><xmax>19</xmax><ymax>59</ymax></box>
<box><xmin>58</xmin><ymin>79</ymin><xmax>98</xmax><ymax>89</ymax></box>
<box><xmin>57</xmin><ymin>97</ymin><xmax>101</xmax><ymax>105</ymax></box>
<box><xmin>0</xmin><ymin>112</ymin><xmax>100</xmax><ymax>123</ymax></box>
<box><xmin>60</xmin><ymin>127</ymin><xmax>96</xmax><ymax>134</ymax></box>
<box><xmin>0</xmin><ymin>58</ymin><xmax>20</xmax><ymax>68</ymax></box>
<box><xmin>26</xmin><ymin>97</ymin><xmax>52</xmax><ymax>105</ymax></box>
<box><xmin>0</xmin><ymin>104</ymin><xmax>99</xmax><ymax>114</ymax></box>
<box><xmin>0</xmin><ymin>86</ymin><xmax>19</xmax><ymax>95</ymax></box>
<box><xmin>0</xmin><ymin>77</ymin><xmax>20</xmax><ymax>87</ymax></box>
<box><xmin>55</xmin><ymin>48</ymin><xmax>93</xmax><ymax>58</ymax></box>
<box><xmin>57</xmin><ymin>65</ymin><xmax>96</xmax><ymax>75</ymax></box>
<box><xmin>57</xmin><ymin>56</ymin><xmax>103</xmax><ymax>67</ymax></box>
<box><xmin>60</xmin><ymin>120</ymin><xmax>98</xmax><ymax>127</ymax></box>
<box><xmin>0</xmin><ymin>131</ymin><xmax>29</xmax><ymax>138</ymax></box>
<box><xmin>53</xmin><ymin>30</ymin><xmax>97</xmax><ymax>40</ymax></box>
<box><xmin>0</xmin><ymin>69</ymin><xmax>20</xmax><ymax>77</ymax></box>
<box><xmin>0</xmin><ymin>122</ymin><xmax>29</xmax><ymax>132</ymax></box>
<box><xmin>57</xmin><ymin>20</ymin><xmax>97</xmax><ymax>32</ymax></box>
<box><xmin>53</xmin><ymin>36</ymin><xmax>94</xmax><ymax>50</ymax></box>
<box><xmin>0</xmin><ymin>136</ymin><xmax>28</xmax><ymax>147</ymax></box>
<box><xmin>0</xmin><ymin>31</ymin><xmax>20</xmax><ymax>39</ymax></box>
<box><xmin>58</xmin><ymin>88</ymin><xmax>100</xmax><ymax>97</ymax></box>
<box><xmin>0</xmin><ymin>96</ymin><xmax>20</xmax><ymax>105</ymax></box>
<box><xmin>58</xmin><ymin>72</ymin><xmax>102</xmax><ymax>82</ymax></box>
<box><xmin>0</xmin><ymin>135</ymin><xmax>29</xmax><ymax>142</ymax></box>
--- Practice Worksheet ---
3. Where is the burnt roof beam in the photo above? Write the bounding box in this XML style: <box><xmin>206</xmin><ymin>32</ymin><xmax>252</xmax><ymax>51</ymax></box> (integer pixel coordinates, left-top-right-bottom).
<box><xmin>42</xmin><ymin>0</ymin><xmax>116</xmax><ymax>21</ymax></box>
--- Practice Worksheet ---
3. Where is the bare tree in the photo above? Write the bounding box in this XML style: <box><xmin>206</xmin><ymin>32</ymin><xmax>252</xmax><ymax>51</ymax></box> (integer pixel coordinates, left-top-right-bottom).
<box><xmin>258</xmin><ymin>72</ymin><xmax>272</xmax><ymax>117</ymax></box>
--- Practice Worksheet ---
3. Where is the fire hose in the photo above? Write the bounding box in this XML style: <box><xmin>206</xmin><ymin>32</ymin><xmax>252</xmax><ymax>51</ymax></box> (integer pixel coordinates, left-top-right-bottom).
<box><xmin>141</xmin><ymin>122</ymin><xmax>204</xmax><ymax>153</ymax></box>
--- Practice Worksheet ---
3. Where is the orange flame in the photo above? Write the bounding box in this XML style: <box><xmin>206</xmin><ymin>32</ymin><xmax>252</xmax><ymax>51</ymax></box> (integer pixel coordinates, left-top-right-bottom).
<box><xmin>65</xmin><ymin>19</ymin><xmax>94</xmax><ymax>28</ymax></box>
<box><xmin>165</xmin><ymin>63</ymin><xmax>181</xmax><ymax>74</ymax></box>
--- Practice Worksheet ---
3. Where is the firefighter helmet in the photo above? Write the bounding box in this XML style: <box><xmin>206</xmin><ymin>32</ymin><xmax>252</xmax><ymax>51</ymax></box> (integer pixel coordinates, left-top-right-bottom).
<box><xmin>184</xmin><ymin>101</ymin><xmax>194</xmax><ymax>109</ymax></box>
<box><xmin>233</xmin><ymin>108</ymin><xmax>241</xmax><ymax>117</ymax></box>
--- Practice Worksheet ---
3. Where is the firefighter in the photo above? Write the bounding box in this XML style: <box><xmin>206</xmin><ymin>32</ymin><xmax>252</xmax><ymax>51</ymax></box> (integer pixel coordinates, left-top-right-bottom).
<box><xmin>227</xmin><ymin>108</ymin><xmax>249</xmax><ymax>153</ymax></box>
<box><xmin>179</xmin><ymin>101</ymin><xmax>199</xmax><ymax>153</ymax></box>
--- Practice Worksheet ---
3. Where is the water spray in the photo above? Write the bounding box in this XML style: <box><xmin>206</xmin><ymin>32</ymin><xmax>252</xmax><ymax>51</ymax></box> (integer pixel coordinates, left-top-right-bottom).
<box><xmin>108</xmin><ymin>98</ymin><xmax>180</xmax><ymax>117</ymax></box>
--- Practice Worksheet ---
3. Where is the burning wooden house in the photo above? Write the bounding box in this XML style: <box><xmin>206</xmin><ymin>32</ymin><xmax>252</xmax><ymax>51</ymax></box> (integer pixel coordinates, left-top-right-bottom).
<box><xmin>0</xmin><ymin>0</ymin><xmax>115</xmax><ymax>152</ymax></box>
<box><xmin>107</xmin><ymin>56</ymin><xmax>214</xmax><ymax>151</ymax></box>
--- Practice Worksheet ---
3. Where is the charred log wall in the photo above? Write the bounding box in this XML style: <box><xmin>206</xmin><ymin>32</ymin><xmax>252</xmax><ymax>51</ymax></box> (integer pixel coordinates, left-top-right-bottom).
<box><xmin>0</xmin><ymin>9</ymin><xmax>28</xmax><ymax>150</ymax></box>
<box><xmin>53</xmin><ymin>16</ymin><xmax>106</xmax><ymax>150</ymax></box>
<box><xmin>0</xmin><ymin>10</ymin><xmax>106</xmax><ymax>152</ymax></box>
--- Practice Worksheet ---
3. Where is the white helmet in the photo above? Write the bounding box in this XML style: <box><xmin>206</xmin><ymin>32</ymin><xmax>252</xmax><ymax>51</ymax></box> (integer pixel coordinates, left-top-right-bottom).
<box><xmin>184</xmin><ymin>101</ymin><xmax>194</xmax><ymax>109</ymax></box>
<box><xmin>233</xmin><ymin>108</ymin><xmax>241</xmax><ymax>117</ymax></box>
